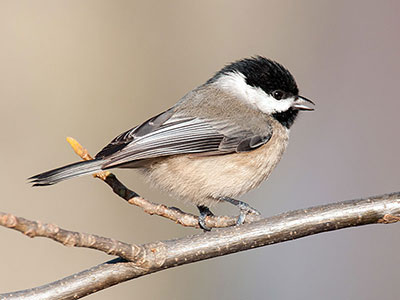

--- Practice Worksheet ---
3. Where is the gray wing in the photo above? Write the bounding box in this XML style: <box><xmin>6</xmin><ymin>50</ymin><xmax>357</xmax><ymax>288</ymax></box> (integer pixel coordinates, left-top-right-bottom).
<box><xmin>95</xmin><ymin>109</ymin><xmax>174</xmax><ymax>158</ymax></box>
<box><xmin>97</xmin><ymin>109</ymin><xmax>272</xmax><ymax>169</ymax></box>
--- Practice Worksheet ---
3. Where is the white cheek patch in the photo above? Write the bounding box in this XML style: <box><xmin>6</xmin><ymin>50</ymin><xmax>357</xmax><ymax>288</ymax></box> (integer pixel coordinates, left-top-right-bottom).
<box><xmin>215</xmin><ymin>71</ymin><xmax>294</xmax><ymax>114</ymax></box>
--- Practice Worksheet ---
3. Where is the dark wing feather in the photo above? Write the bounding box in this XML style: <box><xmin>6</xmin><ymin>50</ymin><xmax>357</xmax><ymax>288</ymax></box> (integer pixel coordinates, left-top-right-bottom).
<box><xmin>236</xmin><ymin>135</ymin><xmax>272</xmax><ymax>152</ymax></box>
<box><xmin>95</xmin><ymin>126</ymin><xmax>138</xmax><ymax>158</ymax></box>
<box><xmin>98</xmin><ymin>110</ymin><xmax>273</xmax><ymax>169</ymax></box>
<box><xmin>95</xmin><ymin>108</ymin><xmax>175</xmax><ymax>158</ymax></box>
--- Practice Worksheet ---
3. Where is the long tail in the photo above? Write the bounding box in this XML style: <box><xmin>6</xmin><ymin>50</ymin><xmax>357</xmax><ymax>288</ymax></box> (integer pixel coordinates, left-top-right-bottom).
<box><xmin>28</xmin><ymin>159</ymin><xmax>104</xmax><ymax>186</ymax></box>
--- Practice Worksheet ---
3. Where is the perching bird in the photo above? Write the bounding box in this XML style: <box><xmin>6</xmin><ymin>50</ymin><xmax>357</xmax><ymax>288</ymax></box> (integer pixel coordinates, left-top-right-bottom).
<box><xmin>29</xmin><ymin>56</ymin><xmax>314</xmax><ymax>230</ymax></box>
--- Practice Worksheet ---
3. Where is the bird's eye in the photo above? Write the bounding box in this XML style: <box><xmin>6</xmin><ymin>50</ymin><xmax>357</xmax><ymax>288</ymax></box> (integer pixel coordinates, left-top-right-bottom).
<box><xmin>272</xmin><ymin>90</ymin><xmax>284</xmax><ymax>100</ymax></box>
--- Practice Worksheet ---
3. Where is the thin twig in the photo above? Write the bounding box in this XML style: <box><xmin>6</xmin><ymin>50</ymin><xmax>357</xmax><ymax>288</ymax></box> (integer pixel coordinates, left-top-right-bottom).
<box><xmin>66</xmin><ymin>137</ymin><xmax>261</xmax><ymax>228</ymax></box>
<box><xmin>1</xmin><ymin>192</ymin><xmax>400</xmax><ymax>300</ymax></box>
<box><xmin>0</xmin><ymin>212</ymin><xmax>143</xmax><ymax>262</ymax></box>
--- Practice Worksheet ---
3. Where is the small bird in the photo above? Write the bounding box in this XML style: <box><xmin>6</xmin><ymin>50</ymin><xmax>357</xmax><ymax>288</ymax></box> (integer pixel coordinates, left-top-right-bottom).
<box><xmin>29</xmin><ymin>56</ymin><xmax>314</xmax><ymax>230</ymax></box>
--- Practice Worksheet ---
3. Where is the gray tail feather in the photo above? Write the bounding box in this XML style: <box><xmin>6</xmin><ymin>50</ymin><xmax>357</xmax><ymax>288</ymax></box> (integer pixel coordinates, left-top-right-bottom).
<box><xmin>28</xmin><ymin>159</ymin><xmax>104</xmax><ymax>186</ymax></box>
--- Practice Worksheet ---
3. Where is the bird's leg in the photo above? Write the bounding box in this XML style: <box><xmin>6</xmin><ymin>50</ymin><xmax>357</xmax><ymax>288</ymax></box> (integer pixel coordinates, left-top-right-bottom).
<box><xmin>197</xmin><ymin>205</ymin><xmax>214</xmax><ymax>231</ymax></box>
<box><xmin>220</xmin><ymin>197</ymin><xmax>261</xmax><ymax>225</ymax></box>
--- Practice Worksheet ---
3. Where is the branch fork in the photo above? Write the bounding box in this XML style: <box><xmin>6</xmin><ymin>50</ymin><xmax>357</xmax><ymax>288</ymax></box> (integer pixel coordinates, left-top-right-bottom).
<box><xmin>0</xmin><ymin>137</ymin><xmax>399</xmax><ymax>299</ymax></box>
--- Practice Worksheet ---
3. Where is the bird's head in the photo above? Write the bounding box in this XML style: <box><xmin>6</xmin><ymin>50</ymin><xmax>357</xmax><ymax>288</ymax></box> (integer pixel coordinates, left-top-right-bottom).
<box><xmin>210</xmin><ymin>56</ymin><xmax>314</xmax><ymax>128</ymax></box>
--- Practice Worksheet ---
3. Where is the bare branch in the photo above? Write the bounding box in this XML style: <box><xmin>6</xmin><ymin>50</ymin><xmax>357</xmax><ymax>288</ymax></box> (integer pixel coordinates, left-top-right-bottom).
<box><xmin>0</xmin><ymin>212</ymin><xmax>143</xmax><ymax>262</ymax></box>
<box><xmin>66</xmin><ymin>137</ymin><xmax>261</xmax><ymax>228</ymax></box>
<box><xmin>1</xmin><ymin>192</ymin><xmax>400</xmax><ymax>300</ymax></box>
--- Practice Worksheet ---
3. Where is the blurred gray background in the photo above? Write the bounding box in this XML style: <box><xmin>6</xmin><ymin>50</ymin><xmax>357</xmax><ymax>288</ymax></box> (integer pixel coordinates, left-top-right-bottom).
<box><xmin>1</xmin><ymin>0</ymin><xmax>399</xmax><ymax>299</ymax></box>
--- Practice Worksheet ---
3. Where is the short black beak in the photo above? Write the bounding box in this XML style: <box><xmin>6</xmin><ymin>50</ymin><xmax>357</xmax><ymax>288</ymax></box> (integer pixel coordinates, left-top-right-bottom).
<box><xmin>292</xmin><ymin>95</ymin><xmax>315</xmax><ymax>111</ymax></box>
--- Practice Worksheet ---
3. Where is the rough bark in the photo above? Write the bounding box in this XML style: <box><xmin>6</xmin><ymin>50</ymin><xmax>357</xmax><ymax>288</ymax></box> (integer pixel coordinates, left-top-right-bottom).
<box><xmin>1</xmin><ymin>192</ymin><xmax>399</xmax><ymax>300</ymax></box>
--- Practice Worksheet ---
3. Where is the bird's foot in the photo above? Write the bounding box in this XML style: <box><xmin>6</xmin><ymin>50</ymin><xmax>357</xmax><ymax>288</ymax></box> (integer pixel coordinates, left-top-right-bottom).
<box><xmin>220</xmin><ymin>197</ymin><xmax>261</xmax><ymax>225</ymax></box>
<box><xmin>197</xmin><ymin>205</ymin><xmax>214</xmax><ymax>231</ymax></box>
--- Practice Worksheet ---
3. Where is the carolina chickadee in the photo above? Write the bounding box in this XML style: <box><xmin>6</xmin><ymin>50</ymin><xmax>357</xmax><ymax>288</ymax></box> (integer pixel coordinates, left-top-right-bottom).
<box><xmin>29</xmin><ymin>56</ymin><xmax>314</xmax><ymax>230</ymax></box>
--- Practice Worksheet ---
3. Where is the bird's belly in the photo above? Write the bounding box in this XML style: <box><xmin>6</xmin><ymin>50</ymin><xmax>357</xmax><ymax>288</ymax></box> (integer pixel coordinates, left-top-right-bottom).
<box><xmin>142</xmin><ymin>130</ymin><xmax>289</xmax><ymax>207</ymax></box>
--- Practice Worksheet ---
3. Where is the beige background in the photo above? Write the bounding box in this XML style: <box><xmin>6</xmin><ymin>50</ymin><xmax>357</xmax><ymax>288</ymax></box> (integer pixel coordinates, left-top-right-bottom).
<box><xmin>1</xmin><ymin>0</ymin><xmax>400</xmax><ymax>299</ymax></box>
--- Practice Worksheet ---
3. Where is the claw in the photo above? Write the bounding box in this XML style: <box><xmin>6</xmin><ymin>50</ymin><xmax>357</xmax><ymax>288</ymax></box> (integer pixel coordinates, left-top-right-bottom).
<box><xmin>236</xmin><ymin>211</ymin><xmax>246</xmax><ymax>225</ymax></box>
<box><xmin>220</xmin><ymin>197</ymin><xmax>261</xmax><ymax>225</ymax></box>
<box><xmin>197</xmin><ymin>205</ymin><xmax>214</xmax><ymax>231</ymax></box>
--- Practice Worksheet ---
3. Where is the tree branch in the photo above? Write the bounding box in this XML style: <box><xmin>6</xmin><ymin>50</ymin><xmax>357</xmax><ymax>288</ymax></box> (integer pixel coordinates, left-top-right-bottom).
<box><xmin>0</xmin><ymin>212</ymin><xmax>142</xmax><ymax>262</ymax></box>
<box><xmin>1</xmin><ymin>192</ymin><xmax>400</xmax><ymax>300</ymax></box>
